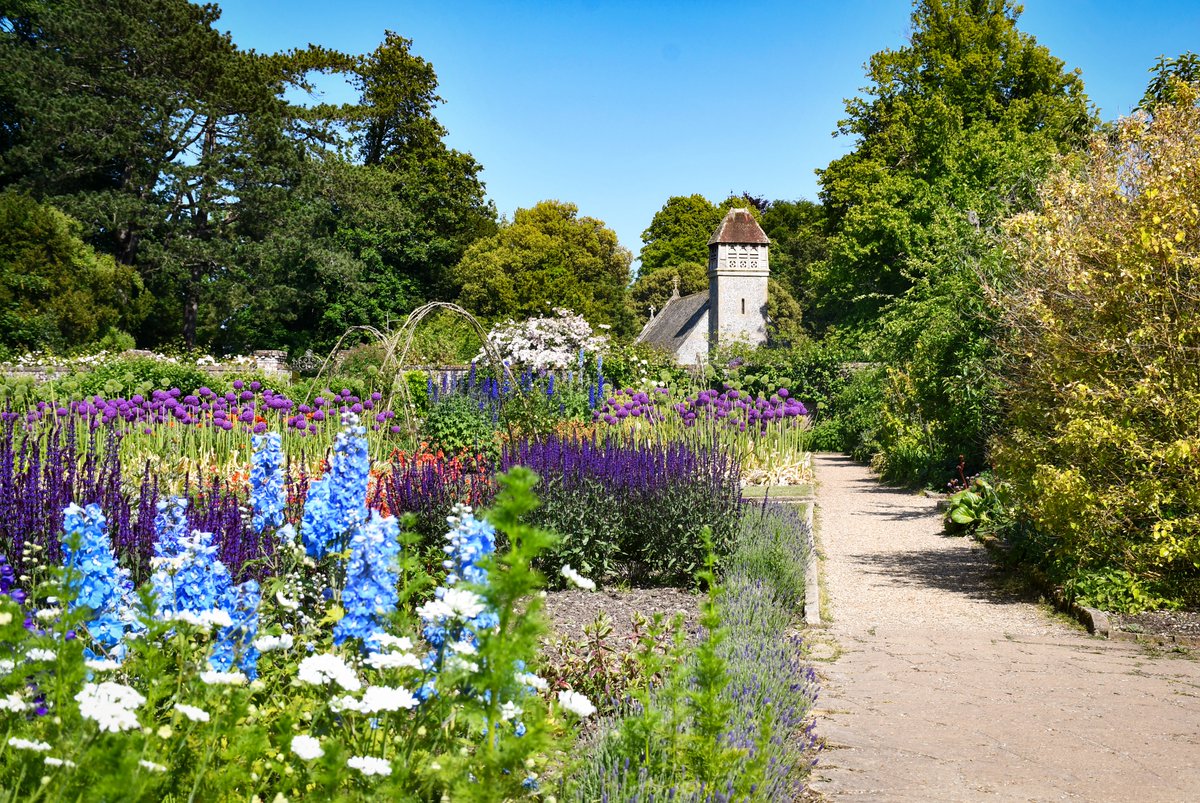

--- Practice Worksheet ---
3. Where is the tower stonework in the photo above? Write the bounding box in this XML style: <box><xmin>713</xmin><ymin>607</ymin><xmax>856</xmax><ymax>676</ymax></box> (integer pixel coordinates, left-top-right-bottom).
<box><xmin>707</xmin><ymin>208</ymin><xmax>770</xmax><ymax>352</ymax></box>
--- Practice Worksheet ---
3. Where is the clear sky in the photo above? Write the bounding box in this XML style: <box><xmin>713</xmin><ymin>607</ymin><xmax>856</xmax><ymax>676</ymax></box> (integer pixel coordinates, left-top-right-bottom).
<box><xmin>215</xmin><ymin>0</ymin><xmax>1200</xmax><ymax>262</ymax></box>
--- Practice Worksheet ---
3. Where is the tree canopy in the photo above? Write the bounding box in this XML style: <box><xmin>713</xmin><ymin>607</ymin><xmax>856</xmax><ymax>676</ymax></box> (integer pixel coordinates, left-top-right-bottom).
<box><xmin>0</xmin><ymin>1</ymin><xmax>495</xmax><ymax>353</ymax></box>
<box><xmin>454</xmin><ymin>201</ymin><xmax>634</xmax><ymax>335</ymax></box>
<box><xmin>637</xmin><ymin>195</ymin><xmax>761</xmax><ymax>280</ymax></box>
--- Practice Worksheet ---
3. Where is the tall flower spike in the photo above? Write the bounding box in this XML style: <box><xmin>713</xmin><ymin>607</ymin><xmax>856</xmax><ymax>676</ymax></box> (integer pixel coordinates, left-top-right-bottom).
<box><xmin>334</xmin><ymin>511</ymin><xmax>401</xmax><ymax>647</ymax></box>
<box><xmin>151</xmin><ymin>528</ymin><xmax>232</xmax><ymax>620</ymax></box>
<box><xmin>153</xmin><ymin>496</ymin><xmax>189</xmax><ymax>560</ymax></box>
<box><xmin>61</xmin><ymin>503</ymin><xmax>134</xmax><ymax>659</ymax></box>
<box><xmin>209</xmin><ymin>580</ymin><xmax>261</xmax><ymax>679</ymax></box>
<box><xmin>250</xmin><ymin>432</ymin><xmax>286</xmax><ymax>534</ymax></box>
<box><xmin>300</xmin><ymin>414</ymin><xmax>370</xmax><ymax>559</ymax></box>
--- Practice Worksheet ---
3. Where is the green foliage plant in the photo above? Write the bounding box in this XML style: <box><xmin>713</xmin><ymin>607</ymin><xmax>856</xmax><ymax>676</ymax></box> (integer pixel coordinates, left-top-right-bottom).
<box><xmin>992</xmin><ymin>84</ymin><xmax>1200</xmax><ymax>610</ymax></box>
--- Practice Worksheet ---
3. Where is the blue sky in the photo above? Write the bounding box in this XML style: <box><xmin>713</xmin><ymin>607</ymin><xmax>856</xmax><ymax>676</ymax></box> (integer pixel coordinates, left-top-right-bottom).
<box><xmin>216</xmin><ymin>0</ymin><xmax>1200</xmax><ymax>261</ymax></box>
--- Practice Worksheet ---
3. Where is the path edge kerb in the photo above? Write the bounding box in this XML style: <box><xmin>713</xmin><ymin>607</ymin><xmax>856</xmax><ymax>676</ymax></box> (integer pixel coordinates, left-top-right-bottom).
<box><xmin>803</xmin><ymin>501</ymin><xmax>820</xmax><ymax>626</ymax></box>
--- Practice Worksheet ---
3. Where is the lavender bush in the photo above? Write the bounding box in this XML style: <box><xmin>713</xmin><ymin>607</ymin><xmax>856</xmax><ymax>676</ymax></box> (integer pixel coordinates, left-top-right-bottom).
<box><xmin>564</xmin><ymin>505</ymin><xmax>819</xmax><ymax>800</ymax></box>
<box><xmin>499</xmin><ymin>435</ymin><xmax>743</xmax><ymax>587</ymax></box>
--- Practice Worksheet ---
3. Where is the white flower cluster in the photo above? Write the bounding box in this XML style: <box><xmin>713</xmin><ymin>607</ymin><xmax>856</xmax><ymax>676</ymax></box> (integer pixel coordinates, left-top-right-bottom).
<box><xmin>560</xmin><ymin>564</ymin><xmax>597</xmax><ymax>591</ymax></box>
<box><xmin>199</xmin><ymin>670</ymin><xmax>247</xmax><ymax>686</ymax></box>
<box><xmin>8</xmin><ymin>737</ymin><xmax>51</xmax><ymax>752</ymax></box>
<box><xmin>252</xmin><ymin>634</ymin><xmax>294</xmax><ymax>653</ymax></box>
<box><xmin>331</xmin><ymin>685</ymin><xmax>418</xmax><ymax>715</ymax></box>
<box><xmin>556</xmin><ymin>689</ymin><xmax>597</xmax><ymax>718</ymax></box>
<box><xmin>75</xmin><ymin>682</ymin><xmax>144</xmax><ymax>733</ymax></box>
<box><xmin>416</xmin><ymin>588</ymin><xmax>486</xmax><ymax>622</ymax></box>
<box><xmin>291</xmin><ymin>734</ymin><xmax>324</xmax><ymax>761</ymax></box>
<box><xmin>173</xmin><ymin>703</ymin><xmax>210</xmax><ymax>723</ymax></box>
<box><xmin>297</xmin><ymin>653</ymin><xmax>361</xmax><ymax>691</ymax></box>
<box><xmin>347</xmin><ymin>755</ymin><xmax>392</xmax><ymax>777</ymax></box>
<box><xmin>479</xmin><ymin>308</ymin><xmax>608</xmax><ymax>371</ymax></box>
<box><xmin>0</xmin><ymin>692</ymin><xmax>29</xmax><ymax>712</ymax></box>
<box><xmin>514</xmin><ymin>672</ymin><xmax>549</xmax><ymax>692</ymax></box>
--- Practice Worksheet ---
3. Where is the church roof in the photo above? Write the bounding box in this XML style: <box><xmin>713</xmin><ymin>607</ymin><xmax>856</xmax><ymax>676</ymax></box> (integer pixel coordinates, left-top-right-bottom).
<box><xmin>636</xmin><ymin>290</ymin><xmax>709</xmax><ymax>354</ymax></box>
<box><xmin>707</xmin><ymin>208</ymin><xmax>770</xmax><ymax>246</ymax></box>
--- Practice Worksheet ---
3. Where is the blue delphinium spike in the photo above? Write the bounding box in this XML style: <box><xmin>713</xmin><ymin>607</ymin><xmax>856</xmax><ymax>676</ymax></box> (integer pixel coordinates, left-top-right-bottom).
<box><xmin>209</xmin><ymin>579</ymin><xmax>261</xmax><ymax>678</ymax></box>
<box><xmin>61</xmin><ymin>503</ymin><xmax>135</xmax><ymax>659</ymax></box>
<box><xmin>334</xmin><ymin>510</ymin><xmax>401</xmax><ymax>646</ymax></box>
<box><xmin>250</xmin><ymin>432</ymin><xmax>286</xmax><ymax>534</ymax></box>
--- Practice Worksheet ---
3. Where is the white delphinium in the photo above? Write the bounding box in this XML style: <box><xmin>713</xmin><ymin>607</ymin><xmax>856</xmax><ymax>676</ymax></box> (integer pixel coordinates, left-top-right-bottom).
<box><xmin>275</xmin><ymin>591</ymin><xmax>300</xmax><ymax>611</ymax></box>
<box><xmin>347</xmin><ymin>755</ymin><xmax>392</xmax><ymax>777</ymax></box>
<box><xmin>560</xmin><ymin>564</ymin><xmax>597</xmax><ymax>591</ymax></box>
<box><xmin>290</xmin><ymin>734</ymin><xmax>324</xmax><ymax>761</ymax></box>
<box><xmin>75</xmin><ymin>682</ymin><xmax>144</xmax><ymax>732</ymax></box>
<box><xmin>297</xmin><ymin>654</ymin><xmax>361</xmax><ymax>692</ymax></box>
<box><xmin>173</xmin><ymin>703</ymin><xmax>210</xmax><ymax>723</ymax></box>
<box><xmin>556</xmin><ymin>690</ymin><xmax>597</xmax><ymax>718</ymax></box>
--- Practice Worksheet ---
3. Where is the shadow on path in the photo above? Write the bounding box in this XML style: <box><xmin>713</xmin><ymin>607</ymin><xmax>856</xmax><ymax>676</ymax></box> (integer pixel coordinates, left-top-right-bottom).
<box><xmin>849</xmin><ymin>547</ymin><xmax>1033</xmax><ymax>607</ymax></box>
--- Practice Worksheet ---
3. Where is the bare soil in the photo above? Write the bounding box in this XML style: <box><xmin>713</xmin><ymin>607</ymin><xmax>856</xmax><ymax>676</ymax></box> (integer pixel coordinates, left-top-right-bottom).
<box><xmin>1110</xmin><ymin>609</ymin><xmax>1200</xmax><ymax>640</ymax></box>
<box><xmin>540</xmin><ymin>587</ymin><xmax>701</xmax><ymax>645</ymax></box>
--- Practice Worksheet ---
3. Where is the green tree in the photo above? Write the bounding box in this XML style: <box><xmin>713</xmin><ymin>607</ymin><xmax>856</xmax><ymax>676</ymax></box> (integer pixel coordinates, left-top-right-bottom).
<box><xmin>628</xmin><ymin>261</ymin><xmax>708</xmax><ymax>327</ymax></box>
<box><xmin>0</xmin><ymin>193</ymin><xmax>147</xmax><ymax>353</ymax></box>
<box><xmin>813</xmin><ymin>0</ymin><xmax>1094</xmax><ymax>482</ymax></box>
<box><xmin>637</xmin><ymin>195</ymin><xmax>762</xmax><ymax>280</ymax></box>
<box><xmin>454</xmin><ymin>201</ymin><xmax>633</xmax><ymax>335</ymax></box>
<box><xmin>759</xmin><ymin>200</ymin><xmax>827</xmax><ymax>319</ymax></box>
<box><xmin>816</xmin><ymin>0</ymin><xmax>1093</xmax><ymax>325</ymax></box>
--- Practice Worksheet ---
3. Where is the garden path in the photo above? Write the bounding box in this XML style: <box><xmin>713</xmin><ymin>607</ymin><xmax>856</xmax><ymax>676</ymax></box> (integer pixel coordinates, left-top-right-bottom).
<box><xmin>807</xmin><ymin>453</ymin><xmax>1200</xmax><ymax>803</ymax></box>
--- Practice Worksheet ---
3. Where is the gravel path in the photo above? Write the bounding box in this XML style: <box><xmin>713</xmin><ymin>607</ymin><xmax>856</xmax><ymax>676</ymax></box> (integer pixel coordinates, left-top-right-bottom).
<box><xmin>809</xmin><ymin>453</ymin><xmax>1200</xmax><ymax>802</ymax></box>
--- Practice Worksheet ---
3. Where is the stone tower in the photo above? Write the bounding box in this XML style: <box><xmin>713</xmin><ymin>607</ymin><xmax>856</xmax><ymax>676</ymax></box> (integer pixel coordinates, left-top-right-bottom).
<box><xmin>707</xmin><ymin>207</ymin><xmax>770</xmax><ymax>351</ymax></box>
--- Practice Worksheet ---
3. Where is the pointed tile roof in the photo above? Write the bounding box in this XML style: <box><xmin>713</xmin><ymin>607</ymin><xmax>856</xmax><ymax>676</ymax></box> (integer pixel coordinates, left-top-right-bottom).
<box><xmin>636</xmin><ymin>290</ymin><xmax>709</xmax><ymax>353</ymax></box>
<box><xmin>708</xmin><ymin>207</ymin><xmax>770</xmax><ymax>246</ymax></box>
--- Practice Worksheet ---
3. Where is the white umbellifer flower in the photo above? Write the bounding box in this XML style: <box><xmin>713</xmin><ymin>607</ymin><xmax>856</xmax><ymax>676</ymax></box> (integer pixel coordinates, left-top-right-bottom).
<box><xmin>138</xmin><ymin>760</ymin><xmax>167</xmax><ymax>773</ymax></box>
<box><xmin>297</xmin><ymin>654</ymin><xmax>361</xmax><ymax>691</ymax></box>
<box><xmin>364</xmin><ymin>651</ymin><xmax>422</xmax><ymax>671</ymax></box>
<box><xmin>444</xmin><ymin>655</ymin><xmax>479</xmax><ymax>674</ymax></box>
<box><xmin>173</xmin><ymin>703</ymin><xmax>210</xmax><ymax>723</ymax></box>
<box><xmin>556</xmin><ymin>690</ymin><xmax>597</xmax><ymax>718</ymax></box>
<box><xmin>291</xmin><ymin>734</ymin><xmax>324</xmax><ymax>761</ymax></box>
<box><xmin>347</xmin><ymin>755</ymin><xmax>392</xmax><ymax>777</ymax></box>
<box><xmin>0</xmin><ymin>659</ymin><xmax>15</xmax><ymax>675</ymax></box>
<box><xmin>500</xmin><ymin>700</ymin><xmax>521</xmax><ymax>721</ymax></box>
<box><xmin>361</xmin><ymin>686</ymin><xmax>418</xmax><ymax>713</ymax></box>
<box><xmin>515</xmin><ymin>672</ymin><xmax>549</xmax><ymax>692</ymax></box>
<box><xmin>199</xmin><ymin>670</ymin><xmax>247</xmax><ymax>686</ymax></box>
<box><xmin>25</xmin><ymin>648</ymin><xmax>56</xmax><ymax>662</ymax></box>
<box><xmin>560</xmin><ymin>565</ymin><xmax>597</xmax><ymax>591</ymax></box>
<box><xmin>370</xmin><ymin>634</ymin><xmax>413</xmax><ymax>651</ymax></box>
<box><xmin>8</xmin><ymin>737</ymin><xmax>51</xmax><ymax>752</ymax></box>
<box><xmin>36</xmin><ymin>607</ymin><xmax>61</xmax><ymax>621</ymax></box>
<box><xmin>44</xmin><ymin>756</ymin><xmax>76</xmax><ymax>768</ymax></box>
<box><xmin>0</xmin><ymin>692</ymin><xmax>27</xmax><ymax>712</ymax></box>
<box><xmin>173</xmin><ymin>609</ymin><xmax>233</xmax><ymax>630</ymax></box>
<box><xmin>252</xmin><ymin>634</ymin><xmax>294</xmax><ymax>652</ymax></box>
<box><xmin>275</xmin><ymin>591</ymin><xmax>300</xmax><ymax>610</ymax></box>
<box><xmin>441</xmin><ymin>588</ymin><xmax>485</xmax><ymax>619</ymax></box>
<box><xmin>76</xmin><ymin>682</ymin><xmax>144</xmax><ymax>733</ymax></box>
<box><xmin>448</xmin><ymin>640</ymin><xmax>477</xmax><ymax>656</ymax></box>
<box><xmin>84</xmin><ymin>658</ymin><xmax>121</xmax><ymax>672</ymax></box>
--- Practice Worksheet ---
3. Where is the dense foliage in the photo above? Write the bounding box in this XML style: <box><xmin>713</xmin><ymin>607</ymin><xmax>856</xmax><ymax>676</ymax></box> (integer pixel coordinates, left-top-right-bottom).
<box><xmin>811</xmin><ymin>0</ymin><xmax>1095</xmax><ymax>484</ymax></box>
<box><xmin>992</xmin><ymin>90</ymin><xmax>1200</xmax><ymax>609</ymax></box>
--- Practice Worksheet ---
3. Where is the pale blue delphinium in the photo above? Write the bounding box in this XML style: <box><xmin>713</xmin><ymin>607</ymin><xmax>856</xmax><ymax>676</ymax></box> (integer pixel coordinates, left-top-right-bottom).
<box><xmin>421</xmin><ymin>505</ymin><xmax>499</xmax><ymax>652</ymax></box>
<box><xmin>61</xmin><ymin>503</ymin><xmax>134</xmax><ymax>659</ymax></box>
<box><xmin>209</xmin><ymin>580</ymin><xmax>261</xmax><ymax>679</ymax></box>
<box><xmin>301</xmin><ymin>413</ymin><xmax>370</xmax><ymax>559</ymax></box>
<box><xmin>153</xmin><ymin>496</ymin><xmax>189</xmax><ymax>560</ymax></box>
<box><xmin>250</xmin><ymin>432</ymin><xmax>286</xmax><ymax>534</ymax></box>
<box><xmin>151</xmin><ymin>527</ymin><xmax>232</xmax><ymax>621</ymax></box>
<box><xmin>333</xmin><ymin>510</ymin><xmax>401</xmax><ymax>647</ymax></box>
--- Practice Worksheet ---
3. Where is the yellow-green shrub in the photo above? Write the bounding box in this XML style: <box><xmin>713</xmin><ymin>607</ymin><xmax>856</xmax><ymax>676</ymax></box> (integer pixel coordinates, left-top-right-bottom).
<box><xmin>994</xmin><ymin>86</ymin><xmax>1200</xmax><ymax>609</ymax></box>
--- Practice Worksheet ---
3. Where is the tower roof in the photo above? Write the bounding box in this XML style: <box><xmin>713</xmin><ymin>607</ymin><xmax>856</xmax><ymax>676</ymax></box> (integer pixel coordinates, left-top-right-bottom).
<box><xmin>707</xmin><ymin>208</ymin><xmax>770</xmax><ymax>246</ymax></box>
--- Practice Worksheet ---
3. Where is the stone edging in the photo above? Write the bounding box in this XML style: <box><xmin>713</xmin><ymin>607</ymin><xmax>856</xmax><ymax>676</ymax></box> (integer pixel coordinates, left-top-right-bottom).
<box><xmin>803</xmin><ymin>501</ymin><xmax>821</xmax><ymax>626</ymax></box>
<box><xmin>973</xmin><ymin>532</ymin><xmax>1200</xmax><ymax>648</ymax></box>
